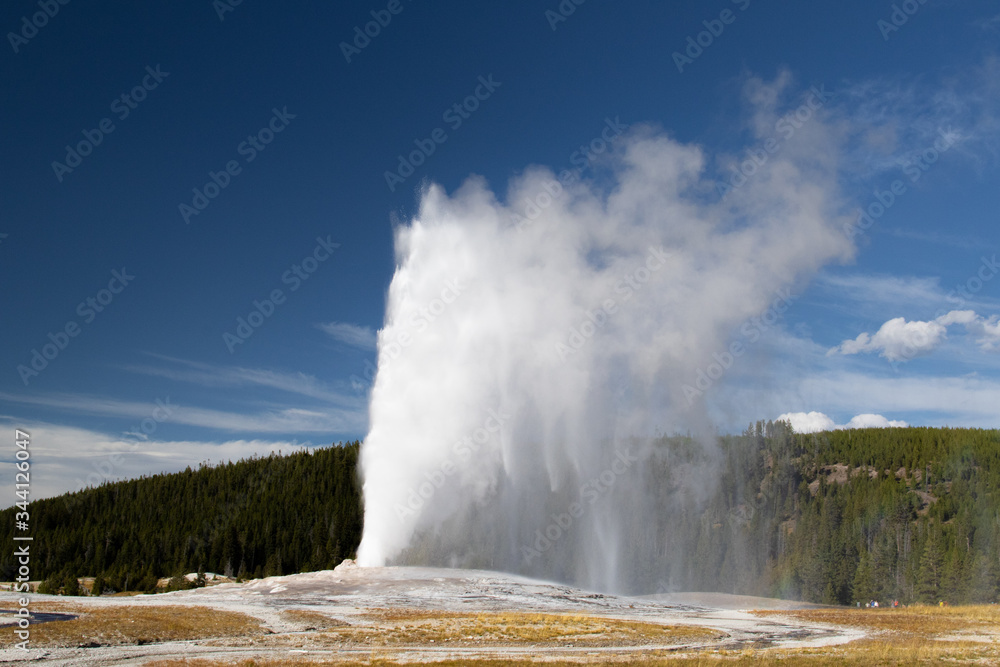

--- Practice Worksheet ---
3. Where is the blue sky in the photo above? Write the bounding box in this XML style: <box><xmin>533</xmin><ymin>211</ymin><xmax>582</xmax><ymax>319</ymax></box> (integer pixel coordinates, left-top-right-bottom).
<box><xmin>2</xmin><ymin>0</ymin><xmax>999</xmax><ymax>499</ymax></box>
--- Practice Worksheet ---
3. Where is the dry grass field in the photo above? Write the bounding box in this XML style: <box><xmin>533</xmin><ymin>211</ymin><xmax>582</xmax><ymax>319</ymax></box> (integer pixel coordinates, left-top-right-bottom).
<box><xmin>141</xmin><ymin>605</ymin><xmax>999</xmax><ymax>666</ymax></box>
<box><xmin>756</xmin><ymin>602</ymin><xmax>1000</xmax><ymax>634</ymax></box>
<box><xmin>0</xmin><ymin>603</ymin><xmax>266</xmax><ymax>648</ymax></box>
<box><xmin>3</xmin><ymin>568</ymin><xmax>997</xmax><ymax>665</ymax></box>
<box><xmin>262</xmin><ymin>609</ymin><xmax>722</xmax><ymax>649</ymax></box>
<box><xmin>748</xmin><ymin>604</ymin><xmax>1000</xmax><ymax>665</ymax></box>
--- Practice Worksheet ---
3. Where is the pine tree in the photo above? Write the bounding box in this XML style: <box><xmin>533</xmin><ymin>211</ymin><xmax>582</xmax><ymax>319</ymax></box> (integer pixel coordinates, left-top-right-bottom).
<box><xmin>62</xmin><ymin>572</ymin><xmax>81</xmax><ymax>596</ymax></box>
<box><xmin>917</xmin><ymin>528</ymin><xmax>945</xmax><ymax>603</ymax></box>
<box><xmin>852</xmin><ymin>549</ymin><xmax>874</xmax><ymax>603</ymax></box>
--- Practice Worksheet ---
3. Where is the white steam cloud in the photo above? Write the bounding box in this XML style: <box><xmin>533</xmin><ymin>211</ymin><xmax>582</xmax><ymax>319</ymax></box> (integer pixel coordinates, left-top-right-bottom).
<box><xmin>357</xmin><ymin>79</ymin><xmax>856</xmax><ymax>592</ymax></box>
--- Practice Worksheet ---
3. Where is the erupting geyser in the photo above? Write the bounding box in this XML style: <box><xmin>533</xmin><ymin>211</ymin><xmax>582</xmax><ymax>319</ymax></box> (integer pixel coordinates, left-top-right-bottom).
<box><xmin>358</xmin><ymin>79</ymin><xmax>854</xmax><ymax>593</ymax></box>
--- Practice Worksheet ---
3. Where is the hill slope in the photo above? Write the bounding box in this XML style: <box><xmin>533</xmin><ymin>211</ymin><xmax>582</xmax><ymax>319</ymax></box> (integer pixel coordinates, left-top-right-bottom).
<box><xmin>3</xmin><ymin>425</ymin><xmax>998</xmax><ymax>604</ymax></box>
<box><xmin>637</xmin><ymin>423</ymin><xmax>1000</xmax><ymax>604</ymax></box>
<box><xmin>1</xmin><ymin>442</ymin><xmax>362</xmax><ymax>592</ymax></box>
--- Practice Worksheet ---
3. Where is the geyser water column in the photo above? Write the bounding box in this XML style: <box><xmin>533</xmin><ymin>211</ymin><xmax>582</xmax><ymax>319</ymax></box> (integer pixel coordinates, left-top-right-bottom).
<box><xmin>358</xmin><ymin>88</ymin><xmax>855</xmax><ymax>591</ymax></box>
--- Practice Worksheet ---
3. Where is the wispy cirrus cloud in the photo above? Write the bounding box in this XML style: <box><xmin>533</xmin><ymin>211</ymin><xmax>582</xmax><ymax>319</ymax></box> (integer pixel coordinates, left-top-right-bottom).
<box><xmin>316</xmin><ymin>322</ymin><xmax>377</xmax><ymax>349</ymax></box>
<box><xmin>816</xmin><ymin>272</ymin><xmax>945</xmax><ymax>308</ymax></box>
<box><xmin>886</xmin><ymin>226</ymin><xmax>996</xmax><ymax>251</ymax></box>
<box><xmin>0</xmin><ymin>391</ymin><xmax>365</xmax><ymax>435</ymax></box>
<box><xmin>975</xmin><ymin>14</ymin><xmax>1000</xmax><ymax>31</ymax></box>
<box><xmin>122</xmin><ymin>353</ymin><xmax>361</xmax><ymax>407</ymax></box>
<box><xmin>0</xmin><ymin>416</ymin><xmax>312</xmax><ymax>502</ymax></box>
<box><xmin>712</xmin><ymin>367</ymin><xmax>1000</xmax><ymax>432</ymax></box>
<box><xmin>811</xmin><ymin>271</ymin><xmax>999</xmax><ymax>324</ymax></box>
<box><xmin>837</xmin><ymin>56</ymin><xmax>1000</xmax><ymax>180</ymax></box>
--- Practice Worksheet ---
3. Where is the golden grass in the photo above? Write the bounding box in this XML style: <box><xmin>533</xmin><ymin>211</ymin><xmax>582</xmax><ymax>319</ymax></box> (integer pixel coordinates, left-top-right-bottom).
<box><xmin>326</xmin><ymin>610</ymin><xmax>720</xmax><ymax>647</ymax></box>
<box><xmin>754</xmin><ymin>603</ymin><xmax>1000</xmax><ymax>637</ymax></box>
<box><xmin>139</xmin><ymin>607</ymin><xmax>1000</xmax><ymax>667</ymax></box>
<box><xmin>0</xmin><ymin>604</ymin><xmax>266</xmax><ymax>648</ymax></box>
<box><xmin>206</xmin><ymin>609</ymin><xmax>720</xmax><ymax>654</ymax></box>
<box><xmin>281</xmin><ymin>608</ymin><xmax>350</xmax><ymax>629</ymax></box>
<box><xmin>362</xmin><ymin>607</ymin><xmax>461</xmax><ymax>621</ymax></box>
<box><xmin>746</xmin><ymin>604</ymin><xmax>1000</xmax><ymax>665</ymax></box>
<box><xmin>2</xmin><ymin>599</ymin><xmax>81</xmax><ymax>613</ymax></box>
<box><xmin>208</xmin><ymin>606</ymin><xmax>996</xmax><ymax>665</ymax></box>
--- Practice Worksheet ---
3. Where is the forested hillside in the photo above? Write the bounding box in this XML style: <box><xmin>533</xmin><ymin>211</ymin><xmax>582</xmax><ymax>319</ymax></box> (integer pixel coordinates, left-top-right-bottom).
<box><xmin>0</xmin><ymin>443</ymin><xmax>362</xmax><ymax>592</ymax></box>
<box><xmin>3</xmin><ymin>426</ymin><xmax>998</xmax><ymax>605</ymax></box>
<box><xmin>638</xmin><ymin>423</ymin><xmax>1000</xmax><ymax>605</ymax></box>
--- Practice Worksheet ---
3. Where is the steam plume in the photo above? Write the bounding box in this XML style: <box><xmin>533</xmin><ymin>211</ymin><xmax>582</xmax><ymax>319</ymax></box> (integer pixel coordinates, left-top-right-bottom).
<box><xmin>357</xmin><ymin>81</ymin><xmax>854</xmax><ymax>592</ymax></box>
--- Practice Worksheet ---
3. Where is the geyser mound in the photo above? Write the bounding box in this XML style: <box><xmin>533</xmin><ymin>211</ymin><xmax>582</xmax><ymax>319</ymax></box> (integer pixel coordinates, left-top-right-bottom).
<box><xmin>358</xmin><ymin>85</ymin><xmax>854</xmax><ymax>593</ymax></box>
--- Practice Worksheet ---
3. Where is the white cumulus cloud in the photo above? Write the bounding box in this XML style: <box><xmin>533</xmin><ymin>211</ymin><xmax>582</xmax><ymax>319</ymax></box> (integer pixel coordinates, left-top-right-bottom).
<box><xmin>843</xmin><ymin>413</ymin><xmax>909</xmax><ymax>429</ymax></box>
<box><xmin>964</xmin><ymin>315</ymin><xmax>1000</xmax><ymax>351</ymax></box>
<box><xmin>777</xmin><ymin>411</ymin><xmax>835</xmax><ymax>433</ymax></box>
<box><xmin>829</xmin><ymin>309</ymin><xmax>1000</xmax><ymax>362</ymax></box>
<box><xmin>831</xmin><ymin>317</ymin><xmax>946</xmax><ymax>361</ymax></box>
<box><xmin>777</xmin><ymin>411</ymin><xmax>908</xmax><ymax>433</ymax></box>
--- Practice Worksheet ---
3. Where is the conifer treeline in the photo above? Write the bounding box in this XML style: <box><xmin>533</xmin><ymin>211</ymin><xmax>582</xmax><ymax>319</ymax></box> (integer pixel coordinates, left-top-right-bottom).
<box><xmin>3</xmin><ymin>427</ymin><xmax>999</xmax><ymax>604</ymax></box>
<box><xmin>0</xmin><ymin>442</ymin><xmax>362</xmax><ymax>592</ymax></box>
